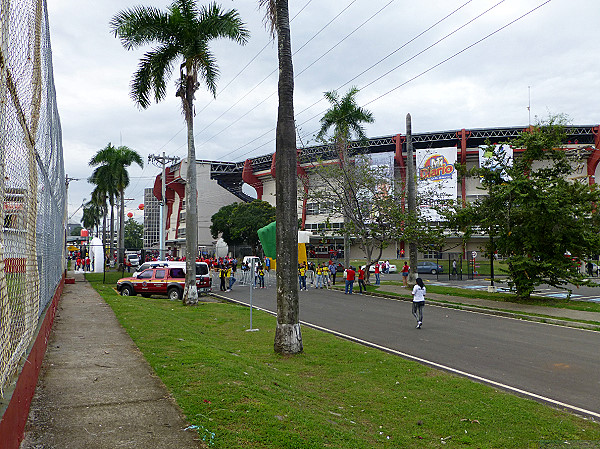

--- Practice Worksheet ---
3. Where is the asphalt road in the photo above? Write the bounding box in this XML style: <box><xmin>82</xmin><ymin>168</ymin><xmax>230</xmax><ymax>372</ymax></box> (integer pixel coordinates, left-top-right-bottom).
<box><xmin>220</xmin><ymin>283</ymin><xmax>600</xmax><ymax>419</ymax></box>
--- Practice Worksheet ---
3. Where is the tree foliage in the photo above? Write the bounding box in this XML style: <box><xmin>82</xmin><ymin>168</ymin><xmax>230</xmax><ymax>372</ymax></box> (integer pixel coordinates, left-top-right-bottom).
<box><xmin>89</xmin><ymin>143</ymin><xmax>143</xmax><ymax>266</ymax></box>
<box><xmin>308</xmin><ymin>154</ymin><xmax>444</xmax><ymax>280</ymax></box>
<box><xmin>316</xmin><ymin>86</ymin><xmax>374</xmax><ymax>269</ymax></box>
<box><xmin>124</xmin><ymin>218</ymin><xmax>144</xmax><ymax>250</ymax></box>
<box><xmin>446</xmin><ymin>116</ymin><xmax>600</xmax><ymax>299</ymax></box>
<box><xmin>210</xmin><ymin>200</ymin><xmax>276</xmax><ymax>254</ymax></box>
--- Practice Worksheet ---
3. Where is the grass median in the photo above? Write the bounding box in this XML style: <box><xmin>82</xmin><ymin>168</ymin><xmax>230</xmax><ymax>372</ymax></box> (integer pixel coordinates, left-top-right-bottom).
<box><xmin>88</xmin><ymin>272</ymin><xmax>599</xmax><ymax>448</ymax></box>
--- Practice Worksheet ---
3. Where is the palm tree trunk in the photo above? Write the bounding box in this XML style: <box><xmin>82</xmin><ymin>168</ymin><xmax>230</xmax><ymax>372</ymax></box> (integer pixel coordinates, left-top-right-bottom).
<box><xmin>119</xmin><ymin>190</ymin><xmax>125</xmax><ymax>268</ymax></box>
<box><xmin>183</xmin><ymin>74</ymin><xmax>199</xmax><ymax>305</ymax></box>
<box><xmin>109</xmin><ymin>200</ymin><xmax>115</xmax><ymax>267</ymax></box>
<box><xmin>406</xmin><ymin>113</ymin><xmax>418</xmax><ymax>286</ymax></box>
<box><xmin>274</xmin><ymin>0</ymin><xmax>302</xmax><ymax>355</ymax></box>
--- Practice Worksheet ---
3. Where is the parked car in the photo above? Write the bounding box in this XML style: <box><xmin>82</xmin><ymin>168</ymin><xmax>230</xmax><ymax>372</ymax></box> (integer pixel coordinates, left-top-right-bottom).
<box><xmin>117</xmin><ymin>266</ymin><xmax>211</xmax><ymax>299</ymax></box>
<box><xmin>134</xmin><ymin>260</ymin><xmax>209</xmax><ymax>281</ymax></box>
<box><xmin>126</xmin><ymin>253</ymin><xmax>140</xmax><ymax>267</ymax></box>
<box><xmin>416</xmin><ymin>261</ymin><xmax>444</xmax><ymax>274</ymax></box>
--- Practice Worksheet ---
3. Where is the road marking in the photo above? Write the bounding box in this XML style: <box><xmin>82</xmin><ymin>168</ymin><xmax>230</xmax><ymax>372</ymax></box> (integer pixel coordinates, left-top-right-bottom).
<box><xmin>214</xmin><ymin>293</ymin><xmax>600</xmax><ymax>420</ymax></box>
<box><xmin>544</xmin><ymin>293</ymin><xmax>582</xmax><ymax>299</ymax></box>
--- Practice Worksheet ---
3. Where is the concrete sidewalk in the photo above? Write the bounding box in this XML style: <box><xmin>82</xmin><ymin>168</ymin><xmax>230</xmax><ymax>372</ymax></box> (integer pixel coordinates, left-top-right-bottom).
<box><xmin>20</xmin><ymin>271</ymin><xmax>204</xmax><ymax>449</ymax></box>
<box><xmin>376</xmin><ymin>283</ymin><xmax>600</xmax><ymax>329</ymax></box>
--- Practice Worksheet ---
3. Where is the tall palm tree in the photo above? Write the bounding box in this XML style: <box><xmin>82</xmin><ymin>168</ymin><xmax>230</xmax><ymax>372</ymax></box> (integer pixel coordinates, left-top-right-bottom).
<box><xmin>89</xmin><ymin>157</ymin><xmax>118</xmax><ymax>266</ymax></box>
<box><xmin>89</xmin><ymin>143</ymin><xmax>143</xmax><ymax>268</ymax></box>
<box><xmin>260</xmin><ymin>0</ymin><xmax>303</xmax><ymax>355</ymax></box>
<box><xmin>111</xmin><ymin>0</ymin><xmax>249</xmax><ymax>305</ymax></box>
<box><xmin>316</xmin><ymin>87</ymin><xmax>374</xmax><ymax>270</ymax></box>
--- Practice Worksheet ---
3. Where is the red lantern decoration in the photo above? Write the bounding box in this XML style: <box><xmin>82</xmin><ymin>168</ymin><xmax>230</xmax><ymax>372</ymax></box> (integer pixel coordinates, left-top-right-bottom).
<box><xmin>127</xmin><ymin>212</ymin><xmax>133</xmax><ymax>218</ymax></box>
<box><xmin>80</xmin><ymin>229</ymin><xmax>89</xmax><ymax>237</ymax></box>
<box><xmin>138</xmin><ymin>203</ymin><xmax>145</xmax><ymax>210</ymax></box>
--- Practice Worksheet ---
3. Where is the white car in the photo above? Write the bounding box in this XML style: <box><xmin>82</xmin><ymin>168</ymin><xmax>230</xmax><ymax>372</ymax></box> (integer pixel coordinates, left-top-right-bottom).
<box><xmin>361</xmin><ymin>263</ymin><xmax>397</xmax><ymax>273</ymax></box>
<box><xmin>126</xmin><ymin>253</ymin><xmax>140</xmax><ymax>266</ymax></box>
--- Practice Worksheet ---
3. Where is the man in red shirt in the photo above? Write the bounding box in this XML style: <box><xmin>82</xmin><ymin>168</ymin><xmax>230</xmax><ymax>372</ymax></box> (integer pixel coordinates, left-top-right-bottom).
<box><xmin>358</xmin><ymin>267</ymin><xmax>367</xmax><ymax>294</ymax></box>
<box><xmin>374</xmin><ymin>263</ymin><xmax>380</xmax><ymax>285</ymax></box>
<box><xmin>345</xmin><ymin>266</ymin><xmax>356</xmax><ymax>294</ymax></box>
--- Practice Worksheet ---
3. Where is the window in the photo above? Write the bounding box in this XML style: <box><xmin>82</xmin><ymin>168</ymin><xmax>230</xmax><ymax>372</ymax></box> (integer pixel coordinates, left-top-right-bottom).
<box><xmin>195</xmin><ymin>263</ymin><xmax>209</xmax><ymax>275</ymax></box>
<box><xmin>306</xmin><ymin>203</ymin><xmax>319</xmax><ymax>215</ymax></box>
<box><xmin>170</xmin><ymin>268</ymin><xmax>185</xmax><ymax>278</ymax></box>
<box><xmin>138</xmin><ymin>270</ymin><xmax>153</xmax><ymax>279</ymax></box>
<box><xmin>423</xmin><ymin>250</ymin><xmax>443</xmax><ymax>260</ymax></box>
<box><xmin>155</xmin><ymin>269</ymin><xmax>166</xmax><ymax>279</ymax></box>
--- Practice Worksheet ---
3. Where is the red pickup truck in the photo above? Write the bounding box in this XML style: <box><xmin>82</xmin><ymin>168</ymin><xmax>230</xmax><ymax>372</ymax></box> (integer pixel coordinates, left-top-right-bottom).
<box><xmin>117</xmin><ymin>266</ymin><xmax>211</xmax><ymax>300</ymax></box>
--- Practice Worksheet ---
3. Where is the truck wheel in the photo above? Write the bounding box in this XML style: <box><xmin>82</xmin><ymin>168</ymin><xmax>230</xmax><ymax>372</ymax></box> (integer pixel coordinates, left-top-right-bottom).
<box><xmin>121</xmin><ymin>285</ymin><xmax>134</xmax><ymax>296</ymax></box>
<box><xmin>168</xmin><ymin>287</ymin><xmax>182</xmax><ymax>300</ymax></box>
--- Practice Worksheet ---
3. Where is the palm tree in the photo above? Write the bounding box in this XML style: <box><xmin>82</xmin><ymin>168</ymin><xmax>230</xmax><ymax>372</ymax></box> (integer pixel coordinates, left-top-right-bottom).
<box><xmin>89</xmin><ymin>158</ymin><xmax>119</xmax><ymax>266</ymax></box>
<box><xmin>260</xmin><ymin>0</ymin><xmax>303</xmax><ymax>355</ymax></box>
<box><xmin>89</xmin><ymin>143</ymin><xmax>143</xmax><ymax>268</ymax></box>
<box><xmin>81</xmin><ymin>200</ymin><xmax>103</xmax><ymax>235</ymax></box>
<box><xmin>316</xmin><ymin>87</ymin><xmax>374</xmax><ymax>270</ymax></box>
<box><xmin>111</xmin><ymin>0</ymin><xmax>249</xmax><ymax>305</ymax></box>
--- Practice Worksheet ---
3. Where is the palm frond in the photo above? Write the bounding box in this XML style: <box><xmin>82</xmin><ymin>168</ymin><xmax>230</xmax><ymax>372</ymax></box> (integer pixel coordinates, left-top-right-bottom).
<box><xmin>110</xmin><ymin>5</ymin><xmax>170</xmax><ymax>51</ymax></box>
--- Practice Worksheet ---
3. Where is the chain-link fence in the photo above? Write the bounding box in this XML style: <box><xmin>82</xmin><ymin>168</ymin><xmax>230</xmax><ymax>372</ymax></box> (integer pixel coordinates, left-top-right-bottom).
<box><xmin>1</xmin><ymin>0</ymin><xmax>65</xmax><ymax>398</ymax></box>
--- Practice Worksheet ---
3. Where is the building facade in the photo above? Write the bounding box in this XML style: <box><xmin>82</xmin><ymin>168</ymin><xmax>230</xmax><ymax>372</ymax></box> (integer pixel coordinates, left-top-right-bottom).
<box><xmin>152</xmin><ymin>159</ymin><xmax>250</xmax><ymax>258</ymax></box>
<box><xmin>151</xmin><ymin>124</ymin><xmax>600</xmax><ymax>262</ymax></box>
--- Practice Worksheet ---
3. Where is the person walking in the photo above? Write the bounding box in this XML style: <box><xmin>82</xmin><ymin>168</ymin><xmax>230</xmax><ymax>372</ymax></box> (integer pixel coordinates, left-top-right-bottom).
<box><xmin>412</xmin><ymin>277</ymin><xmax>426</xmax><ymax>329</ymax></box>
<box><xmin>452</xmin><ymin>259</ymin><xmax>458</xmax><ymax>276</ymax></box>
<box><xmin>358</xmin><ymin>266</ymin><xmax>367</xmax><ymax>294</ymax></box>
<box><xmin>401</xmin><ymin>261</ymin><xmax>409</xmax><ymax>287</ymax></box>
<box><xmin>345</xmin><ymin>266</ymin><xmax>356</xmax><ymax>295</ymax></box>
<box><xmin>257</xmin><ymin>265</ymin><xmax>265</xmax><ymax>288</ymax></box>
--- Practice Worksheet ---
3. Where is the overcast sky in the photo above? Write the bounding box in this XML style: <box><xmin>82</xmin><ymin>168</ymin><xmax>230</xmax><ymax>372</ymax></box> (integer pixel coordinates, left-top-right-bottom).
<box><xmin>46</xmin><ymin>0</ymin><xmax>600</xmax><ymax>224</ymax></box>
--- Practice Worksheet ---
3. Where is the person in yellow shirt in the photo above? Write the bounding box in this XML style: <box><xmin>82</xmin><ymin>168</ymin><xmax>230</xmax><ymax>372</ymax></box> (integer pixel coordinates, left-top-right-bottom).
<box><xmin>322</xmin><ymin>264</ymin><xmax>330</xmax><ymax>288</ymax></box>
<box><xmin>315</xmin><ymin>264</ymin><xmax>324</xmax><ymax>289</ymax></box>
<box><xmin>298</xmin><ymin>263</ymin><xmax>307</xmax><ymax>291</ymax></box>
<box><xmin>257</xmin><ymin>266</ymin><xmax>265</xmax><ymax>288</ymax></box>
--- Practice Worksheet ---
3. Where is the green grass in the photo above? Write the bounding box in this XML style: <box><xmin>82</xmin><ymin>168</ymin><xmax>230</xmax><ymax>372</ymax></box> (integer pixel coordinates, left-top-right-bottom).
<box><xmin>88</xmin><ymin>272</ymin><xmax>600</xmax><ymax>448</ymax></box>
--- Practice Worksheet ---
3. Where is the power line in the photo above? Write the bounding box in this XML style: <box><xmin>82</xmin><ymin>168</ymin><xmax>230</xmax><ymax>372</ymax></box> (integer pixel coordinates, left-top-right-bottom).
<box><xmin>227</xmin><ymin>0</ymin><xmax>552</xmax><ymax>162</ymax></box>
<box><xmin>201</xmin><ymin>0</ymin><xmax>395</xmax><ymax>155</ymax></box>
<box><xmin>192</xmin><ymin>0</ymin><xmax>363</xmax><ymax>151</ymax></box>
<box><xmin>162</xmin><ymin>0</ymin><xmax>316</xmax><ymax>156</ymax></box>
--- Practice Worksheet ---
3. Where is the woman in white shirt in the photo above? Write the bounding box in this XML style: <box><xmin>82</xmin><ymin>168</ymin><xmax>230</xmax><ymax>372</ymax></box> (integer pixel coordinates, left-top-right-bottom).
<box><xmin>411</xmin><ymin>277</ymin><xmax>426</xmax><ymax>329</ymax></box>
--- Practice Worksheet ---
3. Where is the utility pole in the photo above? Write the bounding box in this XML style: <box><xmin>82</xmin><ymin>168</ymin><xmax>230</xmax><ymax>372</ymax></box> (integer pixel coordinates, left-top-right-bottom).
<box><xmin>148</xmin><ymin>153</ymin><xmax>179</xmax><ymax>260</ymax></box>
<box><xmin>406</xmin><ymin>113</ymin><xmax>418</xmax><ymax>287</ymax></box>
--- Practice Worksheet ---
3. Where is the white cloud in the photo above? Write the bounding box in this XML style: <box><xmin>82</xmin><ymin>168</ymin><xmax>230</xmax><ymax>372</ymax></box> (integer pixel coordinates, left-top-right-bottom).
<box><xmin>46</xmin><ymin>0</ymin><xmax>600</xmax><ymax>222</ymax></box>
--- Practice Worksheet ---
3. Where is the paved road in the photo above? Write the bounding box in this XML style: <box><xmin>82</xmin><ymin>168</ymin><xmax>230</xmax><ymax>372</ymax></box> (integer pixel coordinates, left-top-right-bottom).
<box><xmin>220</xmin><ymin>283</ymin><xmax>600</xmax><ymax>418</ymax></box>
